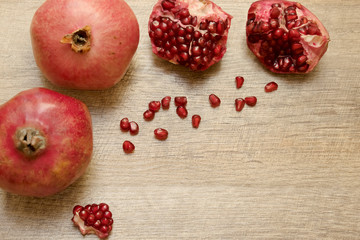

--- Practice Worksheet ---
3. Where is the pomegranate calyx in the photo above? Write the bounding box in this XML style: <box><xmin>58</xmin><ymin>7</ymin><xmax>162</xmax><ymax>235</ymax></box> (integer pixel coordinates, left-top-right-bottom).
<box><xmin>61</xmin><ymin>26</ymin><xmax>91</xmax><ymax>53</ymax></box>
<box><xmin>14</xmin><ymin>127</ymin><xmax>46</xmax><ymax>158</ymax></box>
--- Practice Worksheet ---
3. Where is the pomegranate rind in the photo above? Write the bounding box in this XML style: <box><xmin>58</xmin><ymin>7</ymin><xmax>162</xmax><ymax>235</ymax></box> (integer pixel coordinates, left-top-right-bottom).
<box><xmin>149</xmin><ymin>0</ymin><xmax>232</xmax><ymax>71</ymax></box>
<box><xmin>246</xmin><ymin>0</ymin><xmax>330</xmax><ymax>74</ymax></box>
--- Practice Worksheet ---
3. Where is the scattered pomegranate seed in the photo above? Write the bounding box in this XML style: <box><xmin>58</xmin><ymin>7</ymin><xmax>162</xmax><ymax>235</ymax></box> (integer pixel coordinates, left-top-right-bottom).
<box><xmin>235</xmin><ymin>98</ymin><xmax>245</xmax><ymax>112</ymax></box>
<box><xmin>123</xmin><ymin>140</ymin><xmax>135</xmax><ymax>153</ymax></box>
<box><xmin>176</xmin><ymin>106</ymin><xmax>188</xmax><ymax>119</ymax></box>
<box><xmin>120</xmin><ymin>117</ymin><xmax>130</xmax><ymax>132</ymax></box>
<box><xmin>154</xmin><ymin>128</ymin><xmax>168</xmax><ymax>140</ymax></box>
<box><xmin>264</xmin><ymin>81</ymin><xmax>278</xmax><ymax>92</ymax></box>
<box><xmin>161</xmin><ymin>96</ymin><xmax>171</xmax><ymax>109</ymax></box>
<box><xmin>245</xmin><ymin>96</ymin><xmax>257</xmax><ymax>107</ymax></box>
<box><xmin>209</xmin><ymin>94</ymin><xmax>221</xmax><ymax>107</ymax></box>
<box><xmin>129</xmin><ymin>121</ymin><xmax>139</xmax><ymax>135</ymax></box>
<box><xmin>192</xmin><ymin>115</ymin><xmax>201</xmax><ymax>128</ymax></box>
<box><xmin>235</xmin><ymin>76</ymin><xmax>244</xmax><ymax>89</ymax></box>
<box><xmin>143</xmin><ymin>109</ymin><xmax>155</xmax><ymax>121</ymax></box>
<box><xmin>72</xmin><ymin>203</ymin><xmax>113</xmax><ymax>239</ymax></box>
<box><xmin>149</xmin><ymin>101</ymin><xmax>161</xmax><ymax>112</ymax></box>
<box><xmin>174</xmin><ymin>96</ymin><xmax>187</xmax><ymax>107</ymax></box>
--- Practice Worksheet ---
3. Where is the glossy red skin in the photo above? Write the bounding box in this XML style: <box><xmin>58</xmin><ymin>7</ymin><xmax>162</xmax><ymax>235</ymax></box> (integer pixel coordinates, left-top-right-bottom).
<box><xmin>0</xmin><ymin>88</ymin><xmax>93</xmax><ymax>197</ymax></box>
<box><xmin>30</xmin><ymin>0</ymin><xmax>139</xmax><ymax>90</ymax></box>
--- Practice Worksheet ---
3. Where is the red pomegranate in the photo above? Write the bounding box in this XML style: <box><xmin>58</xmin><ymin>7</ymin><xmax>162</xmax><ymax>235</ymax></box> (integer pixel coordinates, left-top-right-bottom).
<box><xmin>30</xmin><ymin>0</ymin><xmax>139</xmax><ymax>90</ymax></box>
<box><xmin>0</xmin><ymin>88</ymin><xmax>93</xmax><ymax>197</ymax></box>
<box><xmin>246</xmin><ymin>0</ymin><xmax>330</xmax><ymax>73</ymax></box>
<box><xmin>148</xmin><ymin>0</ymin><xmax>232</xmax><ymax>71</ymax></box>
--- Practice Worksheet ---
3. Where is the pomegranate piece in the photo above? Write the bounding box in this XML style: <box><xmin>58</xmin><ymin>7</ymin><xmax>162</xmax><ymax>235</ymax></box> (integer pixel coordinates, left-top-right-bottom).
<box><xmin>129</xmin><ymin>121</ymin><xmax>139</xmax><ymax>135</ymax></box>
<box><xmin>149</xmin><ymin>101</ymin><xmax>161</xmax><ymax>112</ymax></box>
<box><xmin>246</xmin><ymin>0</ymin><xmax>330</xmax><ymax>73</ymax></box>
<box><xmin>176</xmin><ymin>106</ymin><xmax>188</xmax><ymax>118</ymax></box>
<box><xmin>123</xmin><ymin>140</ymin><xmax>135</xmax><ymax>153</ymax></box>
<box><xmin>235</xmin><ymin>76</ymin><xmax>244</xmax><ymax>89</ymax></box>
<box><xmin>235</xmin><ymin>98</ymin><xmax>245</xmax><ymax>112</ymax></box>
<box><xmin>265</xmin><ymin>81</ymin><xmax>278</xmax><ymax>92</ymax></box>
<box><xmin>174</xmin><ymin>96</ymin><xmax>188</xmax><ymax>107</ymax></box>
<box><xmin>120</xmin><ymin>117</ymin><xmax>130</xmax><ymax>131</ymax></box>
<box><xmin>161</xmin><ymin>96</ymin><xmax>171</xmax><ymax>109</ymax></box>
<box><xmin>192</xmin><ymin>115</ymin><xmax>201</xmax><ymax>128</ymax></box>
<box><xmin>148</xmin><ymin>0</ymin><xmax>233</xmax><ymax>71</ymax></box>
<box><xmin>245</xmin><ymin>96</ymin><xmax>257</xmax><ymax>107</ymax></box>
<box><xmin>72</xmin><ymin>203</ymin><xmax>113</xmax><ymax>239</ymax></box>
<box><xmin>0</xmin><ymin>88</ymin><xmax>92</xmax><ymax>197</ymax></box>
<box><xmin>154</xmin><ymin>128</ymin><xmax>169</xmax><ymax>140</ymax></box>
<box><xmin>143</xmin><ymin>110</ymin><xmax>155</xmax><ymax>121</ymax></box>
<box><xmin>209</xmin><ymin>94</ymin><xmax>221</xmax><ymax>107</ymax></box>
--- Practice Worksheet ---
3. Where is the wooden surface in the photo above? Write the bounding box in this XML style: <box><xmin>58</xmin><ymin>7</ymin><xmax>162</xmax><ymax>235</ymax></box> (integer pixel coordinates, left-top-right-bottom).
<box><xmin>0</xmin><ymin>0</ymin><xmax>359</xmax><ymax>239</ymax></box>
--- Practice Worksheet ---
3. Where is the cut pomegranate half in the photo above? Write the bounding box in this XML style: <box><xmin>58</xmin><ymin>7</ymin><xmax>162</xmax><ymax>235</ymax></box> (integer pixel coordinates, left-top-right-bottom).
<box><xmin>148</xmin><ymin>0</ymin><xmax>232</xmax><ymax>71</ymax></box>
<box><xmin>246</xmin><ymin>0</ymin><xmax>330</xmax><ymax>73</ymax></box>
<box><xmin>72</xmin><ymin>203</ymin><xmax>113</xmax><ymax>239</ymax></box>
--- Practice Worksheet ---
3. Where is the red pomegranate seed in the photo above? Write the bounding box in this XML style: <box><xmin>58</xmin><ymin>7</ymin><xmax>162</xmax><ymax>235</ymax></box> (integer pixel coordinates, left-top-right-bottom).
<box><xmin>129</xmin><ymin>121</ymin><xmax>139</xmax><ymax>135</ymax></box>
<box><xmin>192</xmin><ymin>115</ymin><xmax>201</xmax><ymax>128</ymax></box>
<box><xmin>235</xmin><ymin>98</ymin><xmax>245</xmax><ymax>112</ymax></box>
<box><xmin>174</xmin><ymin>96</ymin><xmax>187</xmax><ymax>107</ymax></box>
<box><xmin>176</xmin><ymin>106</ymin><xmax>188</xmax><ymax>119</ymax></box>
<box><xmin>149</xmin><ymin>101</ymin><xmax>161</xmax><ymax>112</ymax></box>
<box><xmin>143</xmin><ymin>109</ymin><xmax>155</xmax><ymax>121</ymax></box>
<box><xmin>120</xmin><ymin>117</ymin><xmax>130</xmax><ymax>132</ymax></box>
<box><xmin>209</xmin><ymin>94</ymin><xmax>221</xmax><ymax>107</ymax></box>
<box><xmin>264</xmin><ymin>81</ymin><xmax>278</xmax><ymax>92</ymax></box>
<box><xmin>245</xmin><ymin>96</ymin><xmax>257</xmax><ymax>106</ymax></box>
<box><xmin>235</xmin><ymin>76</ymin><xmax>244</xmax><ymax>89</ymax></box>
<box><xmin>154</xmin><ymin>128</ymin><xmax>168</xmax><ymax>140</ymax></box>
<box><xmin>161</xmin><ymin>96</ymin><xmax>171</xmax><ymax>109</ymax></box>
<box><xmin>123</xmin><ymin>140</ymin><xmax>135</xmax><ymax>153</ymax></box>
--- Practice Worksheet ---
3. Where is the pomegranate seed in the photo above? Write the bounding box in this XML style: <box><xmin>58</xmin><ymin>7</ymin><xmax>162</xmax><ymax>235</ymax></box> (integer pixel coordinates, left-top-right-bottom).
<box><xmin>79</xmin><ymin>210</ymin><xmax>89</xmax><ymax>221</ymax></box>
<box><xmin>209</xmin><ymin>94</ymin><xmax>221</xmax><ymax>107</ymax></box>
<box><xmin>161</xmin><ymin>96</ymin><xmax>171</xmax><ymax>109</ymax></box>
<box><xmin>174</xmin><ymin>96</ymin><xmax>187</xmax><ymax>106</ymax></box>
<box><xmin>176</xmin><ymin>106</ymin><xmax>188</xmax><ymax>119</ymax></box>
<box><xmin>120</xmin><ymin>117</ymin><xmax>130</xmax><ymax>132</ymax></box>
<box><xmin>235</xmin><ymin>76</ymin><xmax>244</xmax><ymax>89</ymax></box>
<box><xmin>123</xmin><ymin>140</ymin><xmax>135</xmax><ymax>153</ymax></box>
<box><xmin>245</xmin><ymin>96</ymin><xmax>257</xmax><ymax>107</ymax></box>
<box><xmin>235</xmin><ymin>98</ymin><xmax>245</xmax><ymax>112</ymax></box>
<box><xmin>143</xmin><ymin>109</ymin><xmax>155</xmax><ymax>121</ymax></box>
<box><xmin>91</xmin><ymin>204</ymin><xmax>100</xmax><ymax>213</ymax></box>
<box><xmin>129</xmin><ymin>121</ymin><xmax>139</xmax><ymax>135</ymax></box>
<box><xmin>73</xmin><ymin>205</ymin><xmax>83</xmax><ymax>215</ymax></box>
<box><xmin>264</xmin><ymin>82</ymin><xmax>278</xmax><ymax>92</ymax></box>
<box><xmin>103</xmin><ymin>211</ymin><xmax>112</xmax><ymax>219</ymax></box>
<box><xmin>154</xmin><ymin>128</ymin><xmax>168</xmax><ymax>140</ymax></box>
<box><xmin>99</xmin><ymin>203</ymin><xmax>109</xmax><ymax>212</ymax></box>
<box><xmin>149</xmin><ymin>101</ymin><xmax>161</xmax><ymax>112</ymax></box>
<box><xmin>192</xmin><ymin>115</ymin><xmax>201</xmax><ymax>128</ymax></box>
<box><xmin>86</xmin><ymin>214</ymin><xmax>96</xmax><ymax>225</ymax></box>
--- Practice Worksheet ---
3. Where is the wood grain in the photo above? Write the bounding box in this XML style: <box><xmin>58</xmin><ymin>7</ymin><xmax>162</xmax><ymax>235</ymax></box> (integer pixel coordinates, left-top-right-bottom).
<box><xmin>0</xmin><ymin>0</ymin><xmax>359</xmax><ymax>239</ymax></box>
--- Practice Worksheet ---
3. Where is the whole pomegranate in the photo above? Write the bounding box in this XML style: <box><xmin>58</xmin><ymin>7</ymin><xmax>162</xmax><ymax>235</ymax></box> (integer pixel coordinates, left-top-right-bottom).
<box><xmin>0</xmin><ymin>88</ymin><xmax>93</xmax><ymax>197</ymax></box>
<box><xmin>30</xmin><ymin>0</ymin><xmax>139</xmax><ymax>90</ymax></box>
<box><xmin>148</xmin><ymin>0</ymin><xmax>232</xmax><ymax>71</ymax></box>
<box><xmin>246</xmin><ymin>0</ymin><xmax>330</xmax><ymax>74</ymax></box>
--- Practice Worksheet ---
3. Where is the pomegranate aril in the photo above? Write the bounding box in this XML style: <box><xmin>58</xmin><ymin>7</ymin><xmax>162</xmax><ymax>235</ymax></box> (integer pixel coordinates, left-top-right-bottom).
<box><xmin>149</xmin><ymin>101</ymin><xmax>161</xmax><ymax>112</ymax></box>
<box><xmin>192</xmin><ymin>115</ymin><xmax>201</xmax><ymax>128</ymax></box>
<box><xmin>162</xmin><ymin>0</ymin><xmax>175</xmax><ymax>10</ymax></box>
<box><xmin>161</xmin><ymin>96</ymin><xmax>171</xmax><ymax>109</ymax></box>
<box><xmin>270</xmin><ymin>7</ymin><xmax>281</xmax><ymax>19</ymax></box>
<box><xmin>209</xmin><ymin>94</ymin><xmax>221</xmax><ymax>107</ymax></box>
<box><xmin>123</xmin><ymin>140</ymin><xmax>135</xmax><ymax>154</ymax></box>
<box><xmin>143</xmin><ymin>109</ymin><xmax>155</xmax><ymax>121</ymax></box>
<box><xmin>93</xmin><ymin>220</ymin><xmax>101</xmax><ymax>229</ymax></box>
<box><xmin>296</xmin><ymin>55</ymin><xmax>308</xmax><ymax>66</ymax></box>
<box><xmin>174</xmin><ymin>96</ymin><xmax>187</xmax><ymax>107</ymax></box>
<box><xmin>235</xmin><ymin>76</ymin><xmax>244</xmax><ymax>89</ymax></box>
<box><xmin>129</xmin><ymin>121</ymin><xmax>139</xmax><ymax>135</ymax></box>
<box><xmin>120</xmin><ymin>118</ymin><xmax>130</xmax><ymax>132</ymax></box>
<box><xmin>235</xmin><ymin>98</ymin><xmax>245</xmax><ymax>112</ymax></box>
<box><xmin>95</xmin><ymin>211</ymin><xmax>103</xmax><ymax>220</ymax></box>
<box><xmin>79</xmin><ymin>210</ymin><xmax>89</xmax><ymax>221</ymax></box>
<box><xmin>103</xmin><ymin>211</ymin><xmax>112</xmax><ymax>219</ymax></box>
<box><xmin>101</xmin><ymin>218</ymin><xmax>110</xmax><ymax>225</ymax></box>
<box><xmin>245</xmin><ymin>96</ymin><xmax>257</xmax><ymax>107</ymax></box>
<box><xmin>99</xmin><ymin>203</ymin><xmax>109</xmax><ymax>212</ymax></box>
<box><xmin>154</xmin><ymin>128</ymin><xmax>168</xmax><ymax>140</ymax></box>
<box><xmin>73</xmin><ymin>205</ymin><xmax>83</xmax><ymax>215</ymax></box>
<box><xmin>100</xmin><ymin>225</ymin><xmax>109</xmax><ymax>234</ymax></box>
<box><xmin>176</xmin><ymin>106</ymin><xmax>188</xmax><ymax>119</ymax></box>
<box><xmin>86</xmin><ymin>214</ymin><xmax>96</xmax><ymax>225</ymax></box>
<box><xmin>265</xmin><ymin>82</ymin><xmax>278</xmax><ymax>92</ymax></box>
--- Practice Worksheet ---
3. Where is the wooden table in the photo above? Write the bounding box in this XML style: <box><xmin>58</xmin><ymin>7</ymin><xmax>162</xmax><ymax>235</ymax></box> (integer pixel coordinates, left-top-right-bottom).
<box><xmin>0</xmin><ymin>0</ymin><xmax>359</xmax><ymax>239</ymax></box>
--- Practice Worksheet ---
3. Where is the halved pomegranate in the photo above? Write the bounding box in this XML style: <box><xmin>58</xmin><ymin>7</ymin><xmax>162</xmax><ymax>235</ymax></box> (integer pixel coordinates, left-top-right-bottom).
<box><xmin>246</xmin><ymin>0</ymin><xmax>330</xmax><ymax>73</ymax></box>
<box><xmin>148</xmin><ymin>0</ymin><xmax>232</xmax><ymax>71</ymax></box>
